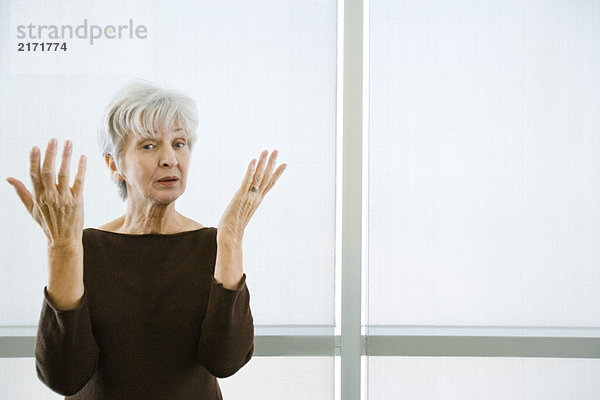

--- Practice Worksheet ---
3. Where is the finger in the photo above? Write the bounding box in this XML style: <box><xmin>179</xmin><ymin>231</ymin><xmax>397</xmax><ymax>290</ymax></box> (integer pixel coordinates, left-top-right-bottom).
<box><xmin>57</xmin><ymin>140</ymin><xmax>72</xmax><ymax>195</ymax></box>
<box><xmin>6</xmin><ymin>177</ymin><xmax>35</xmax><ymax>215</ymax></box>
<box><xmin>41</xmin><ymin>138</ymin><xmax>59</xmax><ymax>197</ymax></box>
<box><xmin>251</xmin><ymin>150</ymin><xmax>269</xmax><ymax>187</ymax></box>
<box><xmin>29</xmin><ymin>146</ymin><xmax>43</xmax><ymax>201</ymax></box>
<box><xmin>259</xmin><ymin>150</ymin><xmax>278</xmax><ymax>192</ymax></box>
<box><xmin>241</xmin><ymin>158</ymin><xmax>257</xmax><ymax>191</ymax></box>
<box><xmin>263</xmin><ymin>163</ymin><xmax>287</xmax><ymax>195</ymax></box>
<box><xmin>71</xmin><ymin>153</ymin><xmax>87</xmax><ymax>199</ymax></box>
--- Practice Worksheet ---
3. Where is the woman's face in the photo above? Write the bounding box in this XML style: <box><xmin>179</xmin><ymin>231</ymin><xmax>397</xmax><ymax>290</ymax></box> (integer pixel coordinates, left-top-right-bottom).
<box><xmin>117</xmin><ymin>120</ymin><xmax>190</xmax><ymax>205</ymax></box>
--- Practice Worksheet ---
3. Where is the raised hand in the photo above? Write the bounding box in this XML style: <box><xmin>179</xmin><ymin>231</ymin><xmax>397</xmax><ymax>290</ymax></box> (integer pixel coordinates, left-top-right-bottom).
<box><xmin>217</xmin><ymin>149</ymin><xmax>287</xmax><ymax>243</ymax></box>
<box><xmin>6</xmin><ymin>138</ymin><xmax>87</xmax><ymax>246</ymax></box>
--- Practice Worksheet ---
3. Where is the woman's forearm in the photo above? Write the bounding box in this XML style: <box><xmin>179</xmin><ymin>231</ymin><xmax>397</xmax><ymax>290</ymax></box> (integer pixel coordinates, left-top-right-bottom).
<box><xmin>214</xmin><ymin>238</ymin><xmax>244</xmax><ymax>290</ymax></box>
<box><xmin>46</xmin><ymin>241</ymin><xmax>85</xmax><ymax>310</ymax></box>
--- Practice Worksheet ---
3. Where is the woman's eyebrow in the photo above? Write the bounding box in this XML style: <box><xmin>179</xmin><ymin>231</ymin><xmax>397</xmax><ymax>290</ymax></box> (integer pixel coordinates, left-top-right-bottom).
<box><xmin>136</xmin><ymin>135</ymin><xmax>186</xmax><ymax>144</ymax></box>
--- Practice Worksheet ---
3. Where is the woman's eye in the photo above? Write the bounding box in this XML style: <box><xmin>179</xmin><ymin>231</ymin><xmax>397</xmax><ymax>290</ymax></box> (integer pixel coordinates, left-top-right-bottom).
<box><xmin>142</xmin><ymin>143</ymin><xmax>184</xmax><ymax>150</ymax></box>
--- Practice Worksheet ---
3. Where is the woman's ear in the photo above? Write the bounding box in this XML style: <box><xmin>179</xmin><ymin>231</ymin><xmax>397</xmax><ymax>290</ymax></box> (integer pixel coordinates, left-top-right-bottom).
<box><xmin>105</xmin><ymin>154</ymin><xmax>124</xmax><ymax>182</ymax></box>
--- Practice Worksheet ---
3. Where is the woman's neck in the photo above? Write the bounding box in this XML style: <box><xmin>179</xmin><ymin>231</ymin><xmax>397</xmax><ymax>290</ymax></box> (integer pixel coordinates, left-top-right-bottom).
<box><xmin>119</xmin><ymin>203</ymin><xmax>184</xmax><ymax>234</ymax></box>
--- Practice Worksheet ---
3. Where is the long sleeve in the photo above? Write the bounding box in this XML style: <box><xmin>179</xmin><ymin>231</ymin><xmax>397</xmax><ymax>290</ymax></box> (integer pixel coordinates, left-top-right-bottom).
<box><xmin>196</xmin><ymin>273</ymin><xmax>254</xmax><ymax>378</ymax></box>
<box><xmin>34</xmin><ymin>286</ymin><xmax>99</xmax><ymax>396</ymax></box>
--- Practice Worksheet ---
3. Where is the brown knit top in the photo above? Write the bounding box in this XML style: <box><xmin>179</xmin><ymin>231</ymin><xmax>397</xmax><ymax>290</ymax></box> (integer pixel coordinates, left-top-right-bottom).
<box><xmin>35</xmin><ymin>227</ymin><xmax>254</xmax><ymax>399</ymax></box>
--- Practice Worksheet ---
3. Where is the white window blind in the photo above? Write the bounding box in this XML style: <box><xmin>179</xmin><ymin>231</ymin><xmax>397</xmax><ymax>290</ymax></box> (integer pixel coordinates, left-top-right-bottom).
<box><xmin>0</xmin><ymin>0</ymin><xmax>337</xmax><ymax>398</ymax></box>
<box><xmin>365</xmin><ymin>0</ymin><xmax>600</xmax><ymax>398</ymax></box>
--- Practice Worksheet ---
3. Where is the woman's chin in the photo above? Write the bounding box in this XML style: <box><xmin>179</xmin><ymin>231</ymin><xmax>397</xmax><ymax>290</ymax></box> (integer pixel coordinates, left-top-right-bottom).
<box><xmin>151</xmin><ymin>189</ymin><xmax>184</xmax><ymax>204</ymax></box>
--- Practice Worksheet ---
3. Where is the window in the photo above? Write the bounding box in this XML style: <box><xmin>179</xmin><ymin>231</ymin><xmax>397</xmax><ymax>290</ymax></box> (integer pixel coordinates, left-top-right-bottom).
<box><xmin>1</xmin><ymin>1</ymin><xmax>598</xmax><ymax>399</ymax></box>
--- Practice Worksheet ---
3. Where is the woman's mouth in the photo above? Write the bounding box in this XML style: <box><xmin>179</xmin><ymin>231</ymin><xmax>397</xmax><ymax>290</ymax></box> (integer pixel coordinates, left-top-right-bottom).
<box><xmin>157</xmin><ymin>178</ymin><xmax>179</xmax><ymax>186</ymax></box>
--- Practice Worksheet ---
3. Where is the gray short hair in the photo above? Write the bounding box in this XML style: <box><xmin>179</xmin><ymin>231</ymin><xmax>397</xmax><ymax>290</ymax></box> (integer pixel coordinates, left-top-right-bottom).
<box><xmin>97</xmin><ymin>79</ymin><xmax>199</xmax><ymax>201</ymax></box>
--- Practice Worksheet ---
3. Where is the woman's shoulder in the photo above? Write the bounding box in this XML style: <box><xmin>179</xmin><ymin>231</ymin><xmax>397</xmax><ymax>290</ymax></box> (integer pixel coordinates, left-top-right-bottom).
<box><xmin>93</xmin><ymin>215</ymin><xmax>206</xmax><ymax>234</ymax></box>
<box><xmin>180</xmin><ymin>216</ymin><xmax>206</xmax><ymax>231</ymax></box>
<box><xmin>96</xmin><ymin>217</ymin><xmax>122</xmax><ymax>233</ymax></box>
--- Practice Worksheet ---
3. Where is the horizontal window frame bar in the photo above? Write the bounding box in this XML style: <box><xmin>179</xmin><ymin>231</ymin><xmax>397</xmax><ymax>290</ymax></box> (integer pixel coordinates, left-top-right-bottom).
<box><xmin>2</xmin><ymin>336</ymin><xmax>599</xmax><ymax>358</ymax></box>
<box><xmin>363</xmin><ymin>336</ymin><xmax>600</xmax><ymax>358</ymax></box>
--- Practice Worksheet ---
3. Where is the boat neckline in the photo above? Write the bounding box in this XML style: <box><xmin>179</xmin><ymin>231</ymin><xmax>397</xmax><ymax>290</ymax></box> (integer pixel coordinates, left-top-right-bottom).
<box><xmin>85</xmin><ymin>227</ymin><xmax>212</xmax><ymax>237</ymax></box>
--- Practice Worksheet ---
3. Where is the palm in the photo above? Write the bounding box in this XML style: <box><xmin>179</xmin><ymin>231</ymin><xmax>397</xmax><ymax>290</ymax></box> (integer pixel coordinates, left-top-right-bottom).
<box><xmin>217</xmin><ymin>149</ymin><xmax>287</xmax><ymax>242</ymax></box>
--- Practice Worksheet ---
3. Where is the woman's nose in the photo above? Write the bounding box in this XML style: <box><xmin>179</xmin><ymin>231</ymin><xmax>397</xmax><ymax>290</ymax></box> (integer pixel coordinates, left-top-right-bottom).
<box><xmin>160</xmin><ymin>146</ymin><xmax>178</xmax><ymax>167</ymax></box>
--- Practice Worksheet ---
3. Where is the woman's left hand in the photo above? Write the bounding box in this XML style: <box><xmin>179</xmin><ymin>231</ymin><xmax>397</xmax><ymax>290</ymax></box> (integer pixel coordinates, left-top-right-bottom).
<box><xmin>217</xmin><ymin>150</ymin><xmax>287</xmax><ymax>243</ymax></box>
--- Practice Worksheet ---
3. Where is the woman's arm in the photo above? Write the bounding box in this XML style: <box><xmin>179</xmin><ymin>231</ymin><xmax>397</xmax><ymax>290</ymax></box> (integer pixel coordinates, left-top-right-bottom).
<box><xmin>35</xmin><ymin>241</ymin><xmax>99</xmax><ymax>396</ymax></box>
<box><xmin>197</xmin><ymin>237</ymin><xmax>254</xmax><ymax>377</ymax></box>
<box><xmin>213</xmin><ymin>237</ymin><xmax>244</xmax><ymax>290</ymax></box>
<box><xmin>198</xmin><ymin>149</ymin><xmax>284</xmax><ymax>376</ymax></box>
<box><xmin>46</xmin><ymin>240</ymin><xmax>85</xmax><ymax>309</ymax></box>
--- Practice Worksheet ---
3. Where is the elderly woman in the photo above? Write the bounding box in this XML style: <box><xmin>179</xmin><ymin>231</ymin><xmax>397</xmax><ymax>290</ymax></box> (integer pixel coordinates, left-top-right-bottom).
<box><xmin>5</xmin><ymin>80</ymin><xmax>287</xmax><ymax>399</ymax></box>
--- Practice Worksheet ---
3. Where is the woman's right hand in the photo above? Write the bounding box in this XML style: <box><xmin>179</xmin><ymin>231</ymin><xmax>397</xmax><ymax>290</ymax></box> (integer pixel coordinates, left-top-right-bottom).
<box><xmin>6</xmin><ymin>138</ymin><xmax>87</xmax><ymax>246</ymax></box>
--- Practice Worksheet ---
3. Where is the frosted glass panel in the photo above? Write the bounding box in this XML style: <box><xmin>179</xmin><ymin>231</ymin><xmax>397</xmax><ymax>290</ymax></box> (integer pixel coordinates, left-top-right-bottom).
<box><xmin>219</xmin><ymin>357</ymin><xmax>334</xmax><ymax>400</ymax></box>
<box><xmin>0</xmin><ymin>357</ymin><xmax>335</xmax><ymax>399</ymax></box>
<box><xmin>0</xmin><ymin>359</ymin><xmax>62</xmax><ymax>400</ymax></box>
<box><xmin>367</xmin><ymin>0</ymin><xmax>600</xmax><ymax>326</ymax></box>
<box><xmin>363</xmin><ymin>357</ymin><xmax>600</xmax><ymax>399</ymax></box>
<box><xmin>1</xmin><ymin>0</ymin><xmax>337</xmax><ymax>329</ymax></box>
